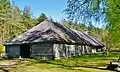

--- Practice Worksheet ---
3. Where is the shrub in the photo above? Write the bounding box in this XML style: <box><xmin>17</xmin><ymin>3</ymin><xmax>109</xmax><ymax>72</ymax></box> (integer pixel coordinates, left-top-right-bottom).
<box><xmin>0</xmin><ymin>45</ymin><xmax>5</xmax><ymax>53</ymax></box>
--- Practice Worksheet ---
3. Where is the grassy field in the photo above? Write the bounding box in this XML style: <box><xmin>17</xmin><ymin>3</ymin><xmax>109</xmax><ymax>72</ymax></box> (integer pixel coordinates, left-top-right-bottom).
<box><xmin>0</xmin><ymin>52</ymin><xmax>120</xmax><ymax>72</ymax></box>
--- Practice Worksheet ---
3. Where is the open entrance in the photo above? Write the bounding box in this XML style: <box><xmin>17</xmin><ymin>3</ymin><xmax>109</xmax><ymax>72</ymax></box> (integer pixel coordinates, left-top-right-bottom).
<box><xmin>20</xmin><ymin>44</ymin><xmax>30</xmax><ymax>58</ymax></box>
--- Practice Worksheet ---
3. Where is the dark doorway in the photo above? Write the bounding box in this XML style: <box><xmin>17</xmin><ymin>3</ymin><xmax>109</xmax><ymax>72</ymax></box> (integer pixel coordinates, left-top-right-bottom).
<box><xmin>20</xmin><ymin>44</ymin><xmax>30</xmax><ymax>58</ymax></box>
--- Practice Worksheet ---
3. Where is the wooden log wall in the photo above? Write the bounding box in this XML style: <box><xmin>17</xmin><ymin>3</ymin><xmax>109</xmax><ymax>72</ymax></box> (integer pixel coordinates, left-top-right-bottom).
<box><xmin>53</xmin><ymin>44</ymin><xmax>94</xmax><ymax>59</ymax></box>
<box><xmin>31</xmin><ymin>44</ymin><xmax>53</xmax><ymax>59</ymax></box>
<box><xmin>6</xmin><ymin>45</ymin><xmax>20</xmax><ymax>58</ymax></box>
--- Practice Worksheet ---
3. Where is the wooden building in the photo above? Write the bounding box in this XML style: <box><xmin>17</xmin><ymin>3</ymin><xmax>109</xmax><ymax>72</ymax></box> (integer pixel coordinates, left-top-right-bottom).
<box><xmin>5</xmin><ymin>19</ymin><xmax>105</xmax><ymax>59</ymax></box>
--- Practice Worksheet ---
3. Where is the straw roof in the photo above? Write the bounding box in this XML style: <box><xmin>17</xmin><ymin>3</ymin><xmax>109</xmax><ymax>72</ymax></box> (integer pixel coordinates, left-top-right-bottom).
<box><xmin>6</xmin><ymin>19</ymin><xmax>104</xmax><ymax>47</ymax></box>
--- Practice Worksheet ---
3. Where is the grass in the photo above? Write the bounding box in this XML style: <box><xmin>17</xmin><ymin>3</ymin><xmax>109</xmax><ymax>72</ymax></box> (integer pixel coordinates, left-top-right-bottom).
<box><xmin>0</xmin><ymin>52</ymin><xmax>120</xmax><ymax>72</ymax></box>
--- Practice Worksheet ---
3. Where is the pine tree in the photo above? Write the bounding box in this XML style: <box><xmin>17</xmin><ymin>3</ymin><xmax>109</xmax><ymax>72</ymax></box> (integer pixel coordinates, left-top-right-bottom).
<box><xmin>22</xmin><ymin>5</ymin><xmax>35</xmax><ymax>29</ymax></box>
<box><xmin>37</xmin><ymin>13</ymin><xmax>47</xmax><ymax>24</ymax></box>
<box><xmin>0</xmin><ymin>0</ymin><xmax>12</xmax><ymax>44</ymax></box>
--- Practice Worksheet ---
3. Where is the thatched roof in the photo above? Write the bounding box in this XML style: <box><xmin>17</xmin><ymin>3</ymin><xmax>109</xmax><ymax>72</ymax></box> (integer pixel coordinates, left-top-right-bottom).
<box><xmin>6</xmin><ymin>19</ymin><xmax>104</xmax><ymax>47</ymax></box>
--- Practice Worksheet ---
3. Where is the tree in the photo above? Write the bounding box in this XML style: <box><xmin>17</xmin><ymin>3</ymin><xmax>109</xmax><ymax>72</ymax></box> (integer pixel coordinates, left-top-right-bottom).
<box><xmin>107</xmin><ymin>0</ymin><xmax>120</xmax><ymax>49</ymax></box>
<box><xmin>0</xmin><ymin>0</ymin><xmax>12</xmax><ymax>44</ymax></box>
<box><xmin>22</xmin><ymin>5</ymin><xmax>35</xmax><ymax>29</ymax></box>
<box><xmin>23</xmin><ymin>5</ymin><xmax>31</xmax><ymax>19</ymax></box>
<box><xmin>63</xmin><ymin>0</ymin><xmax>107</xmax><ymax>25</ymax></box>
<box><xmin>64</xmin><ymin>0</ymin><xmax>120</xmax><ymax>51</ymax></box>
<box><xmin>0</xmin><ymin>0</ymin><xmax>12</xmax><ymax>20</ymax></box>
<box><xmin>37</xmin><ymin>13</ymin><xmax>47</xmax><ymax>24</ymax></box>
<box><xmin>0</xmin><ymin>0</ymin><xmax>38</xmax><ymax>46</ymax></box>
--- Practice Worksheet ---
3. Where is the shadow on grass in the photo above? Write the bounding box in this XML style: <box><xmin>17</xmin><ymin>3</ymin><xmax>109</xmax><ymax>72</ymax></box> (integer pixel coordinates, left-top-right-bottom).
<box><xmin>30</xmin><ymin>59</ymin><xmax>110</xmax><ymax>71</ymax></box>
<box><xmin>80</xmin><ymin>66</ymin><xmax>107</xmax><ymax>70</ymax></box>
<box><xmin>30</xmin><ymin>59</ymin><xmax>72</xmax><ymax>68</ymax></box>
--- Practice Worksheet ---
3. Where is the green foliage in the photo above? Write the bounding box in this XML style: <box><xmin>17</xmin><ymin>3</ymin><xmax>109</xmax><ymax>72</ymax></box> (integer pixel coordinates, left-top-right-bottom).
<box><xmin>0</xmin><ymin>0</ymin><xmax>38</xmax><ymax>45</ymax></box>
<box><xmin>37</xmin><ymin>13</ymin><xmax>47</xmax><ymax>24</ymax></box>
<box><xmin>63</xmin><ymin>20</ymin><xmax>86</xmax><ymax>31</ymax></box>
<box><xmin>0</xmin><ymin>45</ymin><xmax>5</xmax><ymax>53</ymax></box>
<box><xmin>64</xmin><ymin>0</ymin><xmax>107</xmax><ymax>24</ymax></box>
<box><xmin>107</xmin><ymin>0</ymin><xmax>120</xmax><ymax>49</ymax></box>
<box><xmin>22</xmin><ymin>5</ymin><xmax>36</xmax><ymax>29</ymax></box>
<box><xmin>64</xmin><ymin>0</ymin><xmax>120</xmax><ymax>51</ymax></box>
<box><xmin>91</xmin><ymin>0</ymin><xmax>100</xmax><ymax>13</ymax></box>
<box><xmin>1</xmin><ymin>0</ymin><xmax>120</xmax><ymax>52</ymax></box>
<box><xmin>23</xmin><ymin>5</ymin><xmax>31</xmax><ymax>19</ymax></box>
<box><xmin>0</xmin><ymin>0</ymin><xmax>12</xmax><ymax>44</ymax></box>
<box><xmin>0</xmin><ymin>0</ymin><xmax>12</xmax><ymax>21</ymax></box>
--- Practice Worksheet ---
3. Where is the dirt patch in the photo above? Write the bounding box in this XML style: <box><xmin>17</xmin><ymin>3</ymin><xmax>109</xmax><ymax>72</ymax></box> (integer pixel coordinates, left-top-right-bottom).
<box><xmin>0</xmin><ymin>59</ymin><xmax>27</xmax><ymax>72</ymax></box>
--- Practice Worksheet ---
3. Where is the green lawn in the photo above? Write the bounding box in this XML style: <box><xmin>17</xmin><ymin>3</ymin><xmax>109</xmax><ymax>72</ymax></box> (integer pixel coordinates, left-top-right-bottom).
<box><xmin>0</xmin><ymin>52</ymin><xmax>120</xmax><ymax>72</ymax></box>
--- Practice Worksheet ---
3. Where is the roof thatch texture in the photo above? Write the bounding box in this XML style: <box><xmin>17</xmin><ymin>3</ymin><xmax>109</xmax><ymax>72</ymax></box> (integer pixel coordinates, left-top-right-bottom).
<box><xmin>6</xmin><ymin>19</ymin><xmax>104</xmax><ymax>47</ymax></box>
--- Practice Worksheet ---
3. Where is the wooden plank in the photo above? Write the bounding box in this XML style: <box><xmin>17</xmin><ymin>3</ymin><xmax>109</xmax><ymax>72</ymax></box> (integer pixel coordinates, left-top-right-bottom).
<box><xmin>31</xmin><ymin>44</ymin><xmax>53</xmax><ymax>59</ymax></box>
<box><xmin>6</xmin><ymin>46</ymin><xmax>20</xmax><ymax>58</ymax></box>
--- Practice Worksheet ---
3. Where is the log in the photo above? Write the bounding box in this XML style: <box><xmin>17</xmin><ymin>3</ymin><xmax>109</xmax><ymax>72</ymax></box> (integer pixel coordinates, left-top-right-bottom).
<box><xmin>107</xmin><ymin>61</ymin><xmax>120</xmax><ymax>71</ymax></box>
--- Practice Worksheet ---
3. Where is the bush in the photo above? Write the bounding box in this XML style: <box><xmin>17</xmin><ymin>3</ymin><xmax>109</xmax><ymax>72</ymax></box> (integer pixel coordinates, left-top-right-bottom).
<box><xmin>0</xmin><ymin>45</ymin><xmax>5</xmax><ymax>53</ymax></box>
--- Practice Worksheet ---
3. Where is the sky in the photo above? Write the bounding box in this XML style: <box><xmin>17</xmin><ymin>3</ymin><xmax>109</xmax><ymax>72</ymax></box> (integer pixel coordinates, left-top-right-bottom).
<box><xmin>11</xmin><ymin>0</ymin><xmax>67</xmax><ymax>21</ymax></box>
